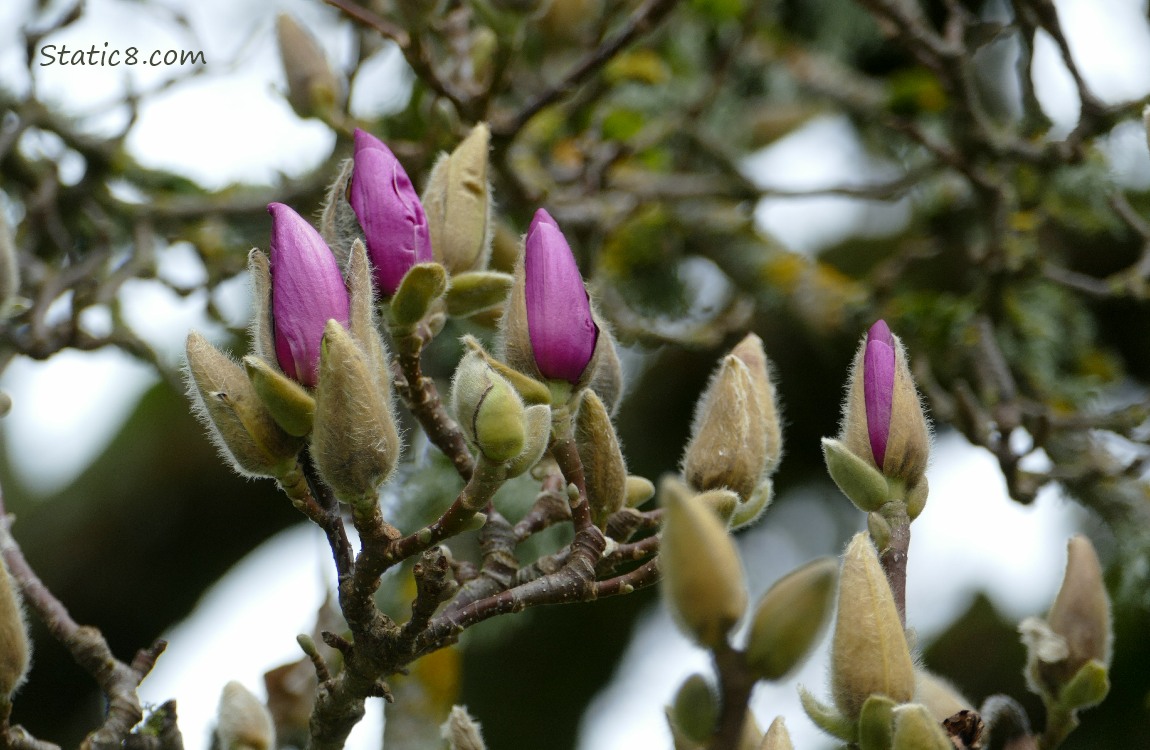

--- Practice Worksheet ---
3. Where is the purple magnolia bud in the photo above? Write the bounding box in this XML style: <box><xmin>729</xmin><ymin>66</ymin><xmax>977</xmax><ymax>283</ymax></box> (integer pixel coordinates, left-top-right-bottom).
<box><xmin>348</xmin><ymin>129</ymin><xmax>432</xmax><ymax>295</ymax></box>
<box><xmin>268</xmin><ymin>202</ymin><xmax>350</xmax><ymax>387</ymax></box>
<box><xmin>863</xmin><ymin>319</ymin><xmax>896</xmax><ymax>467</ymax></box>
<box><xmin>524</xmin><ymin>208</ymin><xmax>598</xmax><ymax>383</ymax></box>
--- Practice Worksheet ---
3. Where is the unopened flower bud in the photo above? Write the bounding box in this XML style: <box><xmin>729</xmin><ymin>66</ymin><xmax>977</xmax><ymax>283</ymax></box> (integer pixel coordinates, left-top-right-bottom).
<box><xmin>344</xmin><ymin>238</ymin><xmax>392</xmax><ymax>390</ymax></box>
<box><xmin>451</xmin><ymin>351</ymin><xmax>527</xmax><ymax>463</ymax></box>
<box><xmin>661</xmin><ymin>485</ymin><xmax>747</xmax><ymax>649</ymax></box>
<box><xmin>216</xmin><ymin>681</ymin><xmax>275</xmax><ymax>750</ymax></box>
<box><xmin>746</xmin><ymin>557</ymin><xmax>837</xmax><ymax>681</ymax></box>
<box><xmin>1021</xmin><ymin>534</ymin><xmax>1112</xmax><ymax>702</ymax></box>
<box><xmin>730</xmin><ymin>333</ymin><xmax>783</xmax><ymax>474</ymax></box>
<box><xmin>389</xmin><ymin>262</ymin><xmax>448</xmax><ymax>329</ymax></box>
<box><xmin>505</xmin><ymin>404</ymin><xmax>550</xmax><ymax>477</ymax></box>
<box><xmin>311</xmin><ymin>321</ymin><xmax>400</xmax><ymax>503</ymax></box>
<box><xmin>840</xmin><ymin>320</ymin><xmax>930</xmax><ymax>487</ymax></box>
<box><xmin>683</xmin><ymin>354</ymin><xmax>768</xmax><ymax>502</ymax></box>
<box><xmin>445</xmin><ymin>271</ymin><xmax>514</xmax><ymax>318</ymax></box>
<box><xmin>275</xmin><ymin>13</ymin><xmax>343</xmax><ymax>121</ymax></box>
<box><xmin>423</xmin><ymin>123</ymin><xmax>493</xmax><ymax>275</ymax></box>
<box><xmin>349</xmin><ymin>129</ymin><xmax>433</xmax><ymax>296</ymax></box>
<box><xmin>185</xmin><ymin>332</ymin><xmax>301</xmax><ymax>477</ymax></box>
<box><xmin>669</xmin><ymin>673</ymin><xmax>718</xmax><ymax>744</ymax></box>
<box><xmin>625</xmin><ymin>475</ymin><xmax>656</xmax><ymax>508</ymax></box>
<box><xmin>891</xmin><ymin>704</ymin><xmax>953</xmax><ymax>750</ymax></box>
<box><xmin>0</xmin><ymin>558</ymin><xmax>30</xmax><ymax>700</ymax></box>
<box><xmin>760</xmin><ymin>717</ymin><xmax>794</xmax><ymax>750</ymax></box>
<box><xmin>461</xmin><ymin>335</ymin><xmax>551</xmax><ymax>405</ymax></box>
<box><xmin>696</xmin><ymin>488</ymin><xmax>739</xmax><ymax>525</ymax></box>
<box><xmin>575</xmin><ymin>389</ymin><xmax>627</xmax><ymax>528</ymax></box>
<box><xmin>830</xmin><ymin>532</ymin><xmax>915</xmax><ymax>721</ymax></box>
<box><xmin>587</xmin><ymin>324</ymin><xmax>625</xmax><ymax>415</ymax></box>
<box><xmin>730</xmin><ymin>480</ymin><xmax>773</xmax><ymax>530</ymax></box>
<box><xmin>267</xmin><ymin>203</ymin><xmax>350</xmax><ymax>387</ymax></box>
<box><xmin>243</xmin><ymin>355</ymin><xmax>315</xmax><ymax>437</ymax></box>
<box><xmin>440</xmin><ymin>705</ymin><xmax>486</xmax><ymax>750</ymax></box>
<box><xmin>502</xmin><ymin>209</ymin><xmax>599</xmax><ymax>385</ymax></box>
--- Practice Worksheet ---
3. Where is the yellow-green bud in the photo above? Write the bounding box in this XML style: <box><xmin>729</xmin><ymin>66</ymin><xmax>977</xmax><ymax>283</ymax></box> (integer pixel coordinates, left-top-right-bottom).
<box><xmin>505</xmin><ymin>404</ymin><xmax>550</xmax><ymax>477</ymax></box>
<box><xmin>216</xmin><ymin>681</ymin><xmax>275</xmax><ymax>750</ymax></box>
<box><xmin>759</xmin><ymin>717</ymin><xmax>794</xmax><ymax>750</ymax></box>
<box><xmin>445</xmin><ymin>271</ymin><xmax>513</xmax><ymax>318</ymax></box>
<box><xmin>185</xmin><ymin>332</ymin><xmax>301</xmax><ymax>478</ymax></box>
<box><xmin>660</xmin><ymin>485</ymin><xmax>747</xmax><ymax>649</ymax></box>
<box><xmin>730</xmin><ymin>480</ymin><xmax>773</xmax><ymax>531</ymax></box>
<box><xmin>423</xmin><ymin>123</ymin><xmax>493</xmax><ymax>275</ymax></box>
<box><xmin>0</xmin><ymin>557</ymin><xmax>30</xmax><ymax>700</ymax></box>
<box><xmin>345</xmin><ymin>239</ymin><xmax>390</xmax><ymax>388</ymax></box>
<box><xmin>683</xmin><ymin>354</ymin><xmax>768</xmax><ymax>502</ymax></box>
<box><xmin>822</xmin><ymin>437</ymin><xmax>889</xmax><ymax>513</ymax></box>
<box><xmin>461</xmin><ymin>335</ymin><xmax>551</xmax><ymax>406</ymax></box>
<box><xmin>243</xmin><ymin>355</ymin><xmax>315</xmax><ymax>437</ymax></box>
<box><xmin>575</xmin><ymin>389</ymin><xmax>627</xmax><ymax>528</ymax></box>
<box><xmin>275</xmin><ymin>13</ymin><xmax>344</xmax><ymax>121</ymax></box>
<box><xmin>830</xmin><ymin>533</ymin><xmax>915</xmax><ymax>721</ymax></box>
<box><xmin>451</xmin><ymin>351</ymin><xmax>527</xmax><ymax>463</ymax></box>
<box><xmin>311</xmin><ymin>321</ymin><xmax>400</xmax><ymax>503</ymax></box>
<box><xmin>439</xmin><ymin>705</ymin><xmax>486</xmax><ymax>750</ymax></box>
<box><xmin>697</xmin><ymin>488</ymin><xmax>739</xmax><ymax>525</ymax></box>
<box><xmin>624</xmin><ymin>475</ymin><xmax>656</xmax><ymax>508</ymax></box>
<box><xmin>891</xmin><ymin>704</ymin><xmax>953</xmax><ymax>750</ymax></box>
<box><xmin>745</xmin><ymin>557</ymin><xmax>837</xmax><ymax>681</ymax></box>
<box><xmin>669</xmin><ymin>673</ymin><xmax>718</xmax><ymax>744</ymax></box>
<box><xmin>858</xmin><ymin>694</ymin><xmax>896</xmax><ymax>750</ymax></box>
<box><xmin>390</xmin><ymin>262</ymin><xmax>448</xmax><ymax>329</ymax></box>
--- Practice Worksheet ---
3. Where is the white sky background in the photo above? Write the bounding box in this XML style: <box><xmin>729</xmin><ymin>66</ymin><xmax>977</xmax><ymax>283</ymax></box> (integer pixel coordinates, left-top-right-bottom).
<box><xmin>0</xmin><ymin>0</ymin><xmax>1148</xmax><ymax>747</ymax></box>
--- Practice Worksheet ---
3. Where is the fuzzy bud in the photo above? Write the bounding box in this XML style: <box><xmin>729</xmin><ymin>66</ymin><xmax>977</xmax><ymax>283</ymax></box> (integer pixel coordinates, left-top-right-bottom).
<box><xmin>683</xmin><ymin>354</ymin><xmax>768</xmax><ymax>502</ymax></box>
<box><xmin>0</xmin><ymin>558</ymin><xmax>30</xmax><ymax>700</ymax></box>
<box><xmin>504</xmin><ymin>404</ymin><xmax>551</xmax><ymax>477</ymax></box>
<box><xmin>575</xmin><ymin>389</ymin><xmax>627</xmax><ymax>528</ymax></box>
<box><xmin>423</xmin><ymin>123</ymin><xmax>493</xmax><ymax>275</ymax></box>
<box><xmin>745</xmin><ymin>557</ymin><xmax>837</xmax><ymax>681</ymax></box>
<box><xmin>461</xmin><ymin>335</ymin><xmax>551</xmax><ymax>405</ymax></box>
<box><xmin>660</xmin><ymin>484</ymin><xmax>747</xmax><ymax>649</ymax></box>
<box><xmin>275</xmin><ymin>13</ymin><xmax>343</xmax><ymax>121</ymax></box>
<box><xmin>830</xmin><ymin>532</ymin><xmax>915</xmax><ymax>721</ymax></box>
<box><xmin>840</xmin><ymin>320</ymin><xmax>930</xmax><ymax>487</ymax></box>
<box><xmin>451</xmin><ymin>351</ymin><xmax>527</xmax><ymax>463</ymax></box>
<box><xmin>891</xmin><ymin>704</ymin><xmax>953</xmax><ymax>750</ymax></box>
<box><xmin>760</xmin><ymin>717</ymin><xmax>795</xmax><ymax>750</ymax></box>
<box><xmin>349</xmin><ymin>129</ymin><xmax>433</xmax><ymax>295</ymax></box>
<box><xmin>216</xmin><ymin>681</ymin><xmax>276</xmax><ymax>750</ymax></box>
<box><xmin>914</xmin><ymin>669</ymin><xmax>972</xmax><ymax>721</ymax></box>
<box><xmin>625</xmin><ymin>475</ymin><xmax>656</xmax><ymax>508</ymax></box>
<box><xmin>669</xmin><ymin>673</ymin><xmax>718</xmax><ymax>744</ymax></box>
<box><xmin>389</xmin><ymin>262</ymin><xmax>448</xmax><ymax>329</ymax></box>
<box><xmin>243</xmin><ymin>355</ymin><xmax>315</xmax><ymax>437</ymax></box>
<box><xmin>730</xmin><ymin>333</ymin><xmax>783</xmax><ymax>474</ymax></box>
<box><xmin>311</xmin><ymin>321</ymin><xmax>400</xmax><ymax>504</ymax></box>
<box><xmin>440</xmin><ymin>705</ymin><xmax>486</xmax><ymax>750</ymax></box>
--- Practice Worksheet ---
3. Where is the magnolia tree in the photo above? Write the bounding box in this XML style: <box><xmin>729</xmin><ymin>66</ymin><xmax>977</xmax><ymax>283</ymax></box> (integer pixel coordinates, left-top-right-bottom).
<box><xmin>0</xmin><ymin>0</ymin><xmax>1146</xmax><ymax>749</ymax></box>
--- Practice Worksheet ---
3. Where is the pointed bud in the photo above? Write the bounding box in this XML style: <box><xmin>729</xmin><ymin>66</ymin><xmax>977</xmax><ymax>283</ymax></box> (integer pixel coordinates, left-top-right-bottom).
<box><xmin>243</xmin><ymin>355</ymin><xmax>315</xmax><ymax>437</ymax></box>
<box><xmin>587</xmin><ymin>324</ymin><xmax>625</xmax><ymax>415</ymax></box>
<box><xmin>311</xmin><ymin>321</ymin><xmax>400</xmax><ymax>503</ymax></box>
<box><xmin>216</xmin><ymin>681</ymin><xmax>276</xmax><ymax>750</ymax></box>
<box><xmin>349</xmin><ymin>130</ymin><xmax>433</xmax><ymax>295</ymax></box>
<box><xmin>891</xmin><ymin>704</ymin><xmax>953</xmax><ymax>750</ymax></box>
<box><xmin>423</xmin><ymin>123</ymin><xmax>493</xmax><ymax>275</ymax></box>
<box><xmin>267</xmin><ymin>203</ymin><xmax>350</xmax><ymax>387</ymax></box>
<box><xmin>502</xmin><ymin>209</ymin><xmax>598</xmax><ymax>384</ymax></box>
<box><xmin>575</xmin><ymin>389</ymin><xmax>627</xmax><ymax>528</ymax></box>
<box><xmin>451</xmin><ymin>351</ymin><xmax>527</xmax><ymax>463</ymax></box>
<box><xmin>661</xmin><ymin>485</ymin><xmax>747</xmax><ymax>649</ymax></box>
<box><xmin>248</xmin><ymin>249</ymin><xmax>276</xmax><ymax>364</ymax></box>
<box><xmin>389</xmin><ymin>262</ymin><xmax>448</xmax><ymax>328</ymax></box>
<box><xmin>185</xmin><ymin>332</ymin><xmax>301</xmax><ymax>477</ymax></box>
<box><xmin>759</xmin><ymin>717</ymin><xmax>794</xmax><ymax>750</ymax></box>
<box><xmin>840</xmin><ymin>320</ymin><xmax>930</xmax><ymax>487</ymax></box>
<box><xmin>669</xmin><ymin>673</ymin><xmax>718</xmax><ymax>744</ymax></box>
<box><xmin>0</xmin><ymin>558</ymin><xmax>30</xmax><ymax>700</ymax></box>
<box><xmin>730</xmin><ymin>480</ymin><xmax>773</xmax><ymax>530</ymax></box>
<box><xmin>822</xmin><ymin>437</ymin><xmax>889</xmax><ymax>513</ymax></box>
<box><xmin>445</xmin><ymin>271</ymin><xmax>513</xmax><ymax>318</ymax></box>
<box><xmin>440</xmin><ymin>705</ymin><xmax>486</xmax><ymax>750</ymax></box>
<box><xmin>730</xmin><ymin>333</ymin><xmax>783</xmax><ymax>474</ymax></box>
<box><xmin>746</xmin><ymin>557</ymin><xmax>837</xmax><ymax>681</ymax></box>
<box><xmin>830</xmin><ymin>533</ymin><xmax>915</xmax><ymax>721</ymax></box>
<box><xmin>798</xmin><ymin>685</ymin><xmax>856</xmax><ymax>743</ymax></box>
<box><xmin>625</xmin><ymin>475</ymin><xmax>655</xmax><ymax>508</ymax></box>
<box><xmin>345</xmin><ymin>238</ymin><xmax>392</xmax><ymax>392</ymax></box>
<box><xmin>683</xmin><ymin>354</ymin><xmax>768</xmax><ymax>502</ymax></box>
<box><xmin>275</xmin><ymin>13</ymin><xmax>343</xmax><ymax>121</ymax></box>
<box><xmin>461</xmin><ymin>335</ymin><xmax>551</xmax><ymax>405</ymax></box>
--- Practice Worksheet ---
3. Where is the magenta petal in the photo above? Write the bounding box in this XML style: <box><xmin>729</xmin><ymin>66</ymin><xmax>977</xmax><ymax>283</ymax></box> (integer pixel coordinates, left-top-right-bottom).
<box><xmin>863</xmin><ymin>320</ymin><xmax>896</xmax><ymax>467</ymax></box>
<box><xmin>524</xmin><ymin>208</ymin><xmax>598</xmax><ymax>383</ymax></box>
<box><xmin>349</xmin><ymin>129</ymin><xmax>432</xmax><ymax>295</ymax></box>
<box><xmin>268</xmin><ymin>203</ymin><xmax>350</xmax><ymax>387</ymax></box>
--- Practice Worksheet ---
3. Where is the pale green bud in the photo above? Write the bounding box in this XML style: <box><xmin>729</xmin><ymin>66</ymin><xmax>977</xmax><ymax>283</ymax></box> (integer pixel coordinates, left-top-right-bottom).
<box><xmin>745</xmin><ymin>557</ymin><xmax>837</xmax><ymax>681</ymax></box>
<box><xmin>243</xmin><ymin>355</ymin><xmax>315</xmax><ymax>437</ymax></box>
<box><xmin>390</xmin><ymin>262</ymin><xmax>448</xmax><ymax>329</ymax></box>
<box><xmin>683</xmin><ymin>354</ymin><xmax>768</xmax><ymax>502</ymax></box>
<box><xmin>440</xmin><ymin>705</ymin><xmax>486</xmax><ymax>750</ymax></box>
<box><xmin>461</xmin><ymin>335</ymin><xmax>551</xmax><ymax>405</ymax></box>
<box><xmin>451</xmin><ymin>351</ymin><xmax>527</xmax><ymax>463</ymax></box>
<box><xmin>669</xmin><ymin>673</ymin><xmax>718</xmax><ymax>744</ymax></box>
<box><xmin>867</xmin><ymin>511</ymin><xmax>892</xmax><ymax>552</ymax></box>
<box><xmin>822</xmin><ymin>437</ymin><xmax>888</xmax><ymax>513</ymax></box>
<box><xmin>906</xmin><ymin>477</ymin><xmax>928</xmax><ymax>520</ymax></box>
<box><xmin>798</xmin><ymin>685</ymin><xmax>856</xmax><ymax>743</ymax></box>
<box><xmin>276</xmin><ymin>13</ymin><xmax>344</xmax><ymax>121</ymax></box>
<box><xmin>0</xmin><ymin>205</ymin><xmax>18</xmax><ymax>318</ymax></box>
<box><xmin>216</xmin><ymin>681</ymin><xmax>275</xmax><ymax>750</ymax></box>
<box><xmin>730</xmin><ymin>480</ymin><xmax>773</xmax><ymax>531</ymax></box>
<box><xmin>423</xmin><ymin>123</ymin><xmax>493</xmax><ymax>275</ymax></box>
<box><xmin>891</xmin><ymin>704</ymin><xmax>953</xmax><ymax>750</ymax></box>
<box><xmin>697</xmin><ymin>488</ymin><xmax>739</xmax><ymax>525</ymax></box>
<box><xmin>624</xmin><ymin>475</ymin><xmax>656</xmax><ymax>508</ymax></box>
<box><xmin>311</xmin><ymin>321</ymin><xmax>400</xmax><ymax>503</ymax></box>
<box><xmin>445</xmin><ymin>271</ymin><xmax>513</xmax><ymax>318</ymax></box>
<box><xmin>0</xmin><ymin>558</ymin><xmax>30</xmax><ymax>700</ymax></box>
<box><xmin>858</xmin><ymin>694</ymin><xmax>896</xmax><ymax>750</ymax></box>
<box><xmin>830</xmin><ymin>533</ymin><xmax>915</xmax><ymax>721</ymax></box>
<box><xmin>661</xmin><ymin>485</ymin><xmax>747</xmax><ymax>649</ymax></box>
<box><xmin>575</xmin><ymin>389</ymin><xmax>627</xmax><ymax>528</ymax></box>
<box><xmin>759</xmin><ymin>717</ymin><xmax>794</xmax><ymax>750</ymax></box>
<box><xmin>505</xmin><ymin>404</ymin><xmax>551</xmax><ymax>477</ymax></box>
<box><xmin>914</xmin><ymin>669</ymin><xmax>971</xmax><ymax>721</ymax></box>
<box><xmin>185</xmin><ymin>332</ymin><xmax>301</xmax><ymax>478</ymax></box>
